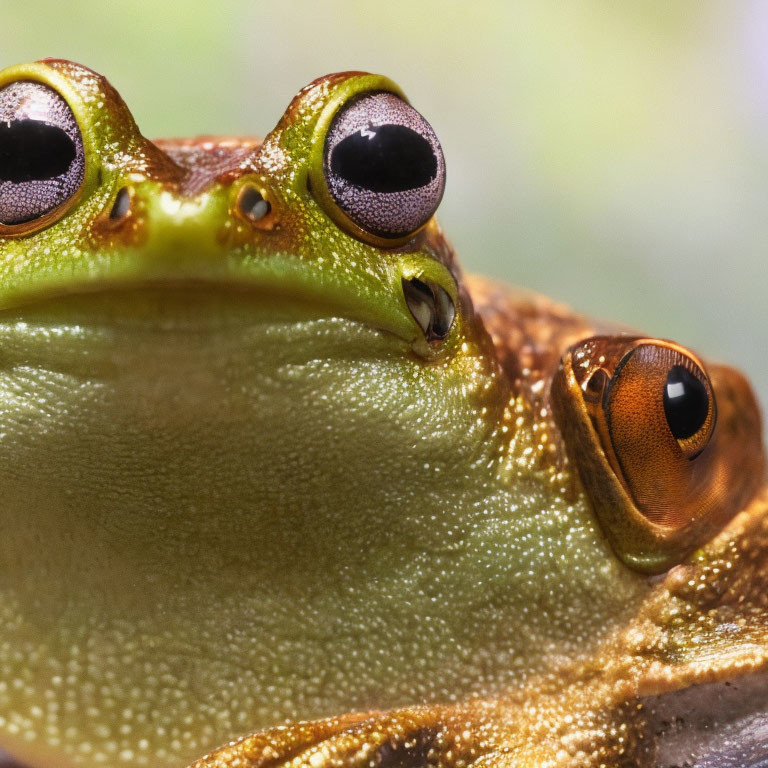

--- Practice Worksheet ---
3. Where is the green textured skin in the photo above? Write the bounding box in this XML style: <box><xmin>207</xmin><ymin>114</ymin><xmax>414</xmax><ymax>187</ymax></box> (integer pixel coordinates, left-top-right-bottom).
<box><xmin>0</xmin><ymin>61</ymin><xmax>649</xmax><ymax>767</ymax></box>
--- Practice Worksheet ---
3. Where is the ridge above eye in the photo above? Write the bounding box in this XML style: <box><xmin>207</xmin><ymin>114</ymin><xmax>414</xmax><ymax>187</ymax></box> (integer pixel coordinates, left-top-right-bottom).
<box><xmin>0</xmin><ymin>81</ymin><xmax>85</xmax><ymax>227</ymax></box>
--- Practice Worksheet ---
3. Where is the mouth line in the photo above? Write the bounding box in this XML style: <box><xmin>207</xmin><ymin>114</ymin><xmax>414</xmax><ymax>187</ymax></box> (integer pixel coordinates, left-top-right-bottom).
<box><xmin>0</xmin><ymin>280</ymin><xmax>411</xmax><ymax>379</ymax></box>
<box><xmin>0</xmin><ymin>279</ymin><xmax>408</xmax><ymax>340</ymax></box>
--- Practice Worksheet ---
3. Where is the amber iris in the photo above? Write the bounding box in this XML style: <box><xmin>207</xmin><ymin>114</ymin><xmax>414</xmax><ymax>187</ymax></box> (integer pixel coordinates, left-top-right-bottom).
<box><xmin>602</xmin><ymin>342</ymin><xmax>716</xmax><ymax>526</ymax></box>
<box><xmin>552</xmin><ymin>335</ymin><xmax>764</xmax><ymax>571</ymax></box>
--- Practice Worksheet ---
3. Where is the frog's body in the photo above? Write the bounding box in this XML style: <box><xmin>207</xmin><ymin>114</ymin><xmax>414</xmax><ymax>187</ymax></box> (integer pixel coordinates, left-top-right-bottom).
<box><xmin>0</xmin><ymin>60</ymin><xmax>764</xmax><ymax>768</ymax></box>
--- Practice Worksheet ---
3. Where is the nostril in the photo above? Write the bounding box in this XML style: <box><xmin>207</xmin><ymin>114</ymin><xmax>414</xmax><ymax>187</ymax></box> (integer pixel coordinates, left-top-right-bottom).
<box><xmin>583</xmin><ymin>368</ymin><xmax>610</xmax><ymax>404</ymax></box>
<box><xmin>109</xmin><ymin>187</ymin><xmax>132</xmax><ymax>221</ymax></box>
<box><xmin>238</xmin><ymin>184</ymin><xmax>271</xmax><ymax>223</ymax></box>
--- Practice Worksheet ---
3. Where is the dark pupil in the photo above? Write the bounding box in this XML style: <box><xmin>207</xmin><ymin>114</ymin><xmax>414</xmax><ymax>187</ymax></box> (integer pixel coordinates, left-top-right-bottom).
<box><xmin>0</xmin><ymin>119</ymin><xmax>76</xmax><ymax>183</ymax></box>
<box><xmin>663</xmin><ymin>365</ymin><xmax>709</xmax><ymax>441</ymax></box>
<box><xmin>331</xmin><ymin>124</ymin><xmax>437</xmax><ymax>193</ymax></box>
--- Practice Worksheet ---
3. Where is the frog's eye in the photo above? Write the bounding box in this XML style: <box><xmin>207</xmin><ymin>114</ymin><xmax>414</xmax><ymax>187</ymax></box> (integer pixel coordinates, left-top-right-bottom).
<box><xmin>552</xmin><ymin>336</ymin><xmax>765</xmax><ymax>572</ymax></box>
<box><xmin>319</xmin><ymin>91</ymin><xmax>445</xmax><ymax>241</ymax></box>
<box><xmin>597</xmin><ymin>342</ymin><xmax>716</xmax><ymax>526</ymax></box>
<box><xmin>0</xmin><ymin>81</ymin><xmax>85</xmax><ymax>227</ymax></box>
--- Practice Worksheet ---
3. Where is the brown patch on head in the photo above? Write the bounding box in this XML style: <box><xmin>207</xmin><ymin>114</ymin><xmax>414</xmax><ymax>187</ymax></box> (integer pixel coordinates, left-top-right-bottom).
<box><xmin>153</xmin><ymin>137</ymin><xmax>262</xmax><ymax>196</ymax></box>
<box><xmin>464</xmin><ymin>275</ymin><xmax>607</xmax><ymax>401</ymax></box>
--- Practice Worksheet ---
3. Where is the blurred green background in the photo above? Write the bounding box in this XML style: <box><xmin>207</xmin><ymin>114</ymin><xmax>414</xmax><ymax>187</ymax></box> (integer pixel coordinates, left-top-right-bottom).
<box><xmin>5</xmin><ymin>0</ymin><xmax>767</xmax><ymax>416</ymax></box>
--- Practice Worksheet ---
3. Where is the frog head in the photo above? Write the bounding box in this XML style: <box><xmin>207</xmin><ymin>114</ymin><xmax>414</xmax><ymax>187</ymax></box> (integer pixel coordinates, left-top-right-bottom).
<box><xmin>0</xmin><ymin>60</ymin><xmax>765</xmax><ymax>768</ymax></box>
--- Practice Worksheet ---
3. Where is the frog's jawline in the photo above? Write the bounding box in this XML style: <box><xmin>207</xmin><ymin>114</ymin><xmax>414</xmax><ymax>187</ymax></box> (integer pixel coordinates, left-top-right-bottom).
<box><xmin>0</xmin><ymin>283</ymin><xmax>406</xmax><ymax>337</ymax></box>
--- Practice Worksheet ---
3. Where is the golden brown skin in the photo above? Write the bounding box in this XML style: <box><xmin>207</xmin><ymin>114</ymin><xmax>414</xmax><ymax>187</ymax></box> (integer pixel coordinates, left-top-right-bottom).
<box><xmin>191</xmin><ymin>283</ymin><xmax>768</xmax><ymax>768</ymax></box>
<box><xmin>0</xmin><ymin>61</ymin><xmax>764</xmax><ymax>768</ymax></box>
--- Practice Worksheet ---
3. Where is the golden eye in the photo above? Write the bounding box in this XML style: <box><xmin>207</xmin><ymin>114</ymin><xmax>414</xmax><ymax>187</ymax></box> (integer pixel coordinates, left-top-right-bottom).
<box><xmin>552</xmin><ymin>336</ymin><xmax>764</xmax><ymax>572</ymax></box>
<box><xmin>600</xmin><ymin>342</ymin><xmax>716</xmax><ymax>528</ymax></box>
<box><xmin>617</xmin><ymin>347</ymin><xmax>715</xmax><ymax>460</ymax></box>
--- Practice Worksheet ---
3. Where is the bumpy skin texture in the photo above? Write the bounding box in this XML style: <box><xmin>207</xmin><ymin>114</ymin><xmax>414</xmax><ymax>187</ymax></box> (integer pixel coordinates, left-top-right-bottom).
<box><xmin>0</xmin><ymin>61</ymin><xmax>764</xmax><ymax>768</ymax></box>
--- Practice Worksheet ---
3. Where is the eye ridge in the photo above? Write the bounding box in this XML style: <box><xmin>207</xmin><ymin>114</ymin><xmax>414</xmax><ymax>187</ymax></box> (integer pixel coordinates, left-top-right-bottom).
<box><xmin>0</xmin><ymin>118</ymin><xmax>76</xmax><ymax>183</ymax></box>
<box><xmin>330</xmin><ymin>123</ymin><xmax>438</xmax><ymax>193</ymax></box>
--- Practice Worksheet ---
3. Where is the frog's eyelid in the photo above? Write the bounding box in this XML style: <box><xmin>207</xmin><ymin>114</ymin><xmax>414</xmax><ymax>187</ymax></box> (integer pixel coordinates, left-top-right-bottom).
<box><xmin>402</xmin><ymin>277</ymin><xmax>455</xmax><ymax>344</ymax></box>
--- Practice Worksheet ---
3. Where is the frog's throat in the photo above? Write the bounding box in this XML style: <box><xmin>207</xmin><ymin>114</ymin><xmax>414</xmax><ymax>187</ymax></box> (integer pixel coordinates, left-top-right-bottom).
<box><xmin>0</xmin><ymin>287</ymin><xmax>644</xmax><ymax>768</ymax></box>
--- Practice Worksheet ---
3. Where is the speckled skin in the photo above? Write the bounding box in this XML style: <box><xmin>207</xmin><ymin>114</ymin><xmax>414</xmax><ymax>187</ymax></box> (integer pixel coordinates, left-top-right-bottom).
<box><xmin>0</xmin><ymin>60</ymin><xmax>764</xmax><ymax>768</ymax></box>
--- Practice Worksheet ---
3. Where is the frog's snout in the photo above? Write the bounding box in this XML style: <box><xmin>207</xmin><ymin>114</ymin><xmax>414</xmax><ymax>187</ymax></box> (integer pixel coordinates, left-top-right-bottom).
<box><xmin>91</xmin><ymin>168</ymin><xmax>284</xmax><ymax>266</ymax></box>
<box><xmin>92</xmin><ymin>177</ymin><xmax>223</xmax><ymax>259</ymax></box>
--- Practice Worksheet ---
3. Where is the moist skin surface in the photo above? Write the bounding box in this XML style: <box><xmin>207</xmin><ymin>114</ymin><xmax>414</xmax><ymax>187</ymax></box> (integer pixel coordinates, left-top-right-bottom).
<box><xmin>0</xmin><ymin>60</ymin><xmax>764</xmax><ymax>768</ymax></box>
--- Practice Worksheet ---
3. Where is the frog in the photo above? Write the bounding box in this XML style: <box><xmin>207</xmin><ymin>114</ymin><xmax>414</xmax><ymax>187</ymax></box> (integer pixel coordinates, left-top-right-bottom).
<box><xmin>0</xmin><ymin>58</ymin><xmax>765</xmax><ymax>768</ymax></box>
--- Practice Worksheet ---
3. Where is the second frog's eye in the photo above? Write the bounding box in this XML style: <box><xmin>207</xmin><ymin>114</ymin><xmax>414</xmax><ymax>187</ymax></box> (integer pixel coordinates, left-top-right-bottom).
<box><xmin>561</xmin><ymin>338</ymin><xmax>718</xmax><ymax>530</ymax></box>
<box><xmin>604</xmin><ymin>342</ymin><xmax>716</xmax><ymax>472</ymax></box>
<box><xmin>0</xmin><ymin>81</ymin><xmax>85</xmax><ymax>228</ymax></box>
<box><xmin>599</xmin><ymin>342</ymin><xmax>716</xmax><ymax>525</ymax></box>
<box><xmin>552</xmin><ymin>336</ymin><xmax>765</xmax><ymax>572</ymax></box>
<box><xmin>321</xmin><ymin>91</ymin><xmax>445</xmax><ymax>240</ymax></box>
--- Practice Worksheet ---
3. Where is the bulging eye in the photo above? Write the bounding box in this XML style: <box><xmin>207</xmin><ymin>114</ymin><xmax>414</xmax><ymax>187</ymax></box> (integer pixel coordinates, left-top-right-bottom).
<box><xmin>607</xmin><ymin>344</ymin><xmax>716</xmax><ymax>466</ymax></box>
<box><xmin>596</xmin><ymin>341</ymin><xmax>717</xmax><ymax>526</ymax></box>
<box><xmin>552</xmin><ymin>335</ymin><xmax>764</xmax><ymax>572</ymax></box>
<box><xmin>322</xmin><ymin>91</ymin><xmax>445</xmax><ymax>239</ymax></box>
<box><xmin>0</xmin><ymin>81</ymin><xmax>85</xmax><ymax>227</ymax></box>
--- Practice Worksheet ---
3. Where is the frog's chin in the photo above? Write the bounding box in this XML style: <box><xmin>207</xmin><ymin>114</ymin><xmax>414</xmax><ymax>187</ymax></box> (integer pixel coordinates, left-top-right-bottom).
<box><xmin>0</xmin><ymin>270</ymin><xmax>527</xmax><ymax>768</ymax></box>
<box><xmin>0</xmin><ymin>284</ymin><xmax>418</xmax><ymax>395</ymax></box>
